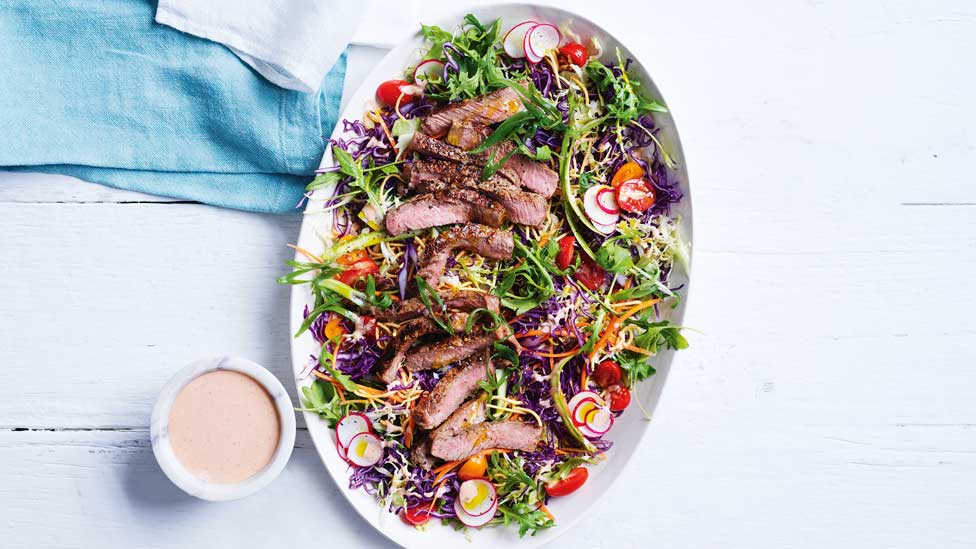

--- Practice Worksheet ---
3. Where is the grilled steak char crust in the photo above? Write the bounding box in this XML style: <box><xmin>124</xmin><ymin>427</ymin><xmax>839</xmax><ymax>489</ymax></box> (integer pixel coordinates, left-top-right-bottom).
<box><xmin>409</xmin><ymin>133</ymin><xmax>557</xmax><ymax>198</ymax></box>
<box><xmin>421</xmin><ymin>87</ymin><xmax>524</xmax><ymax>136</ymax></box>
<box><xmin>385</xmin><ymin>189</ymin><xmax>508</xmax><ymax>235</ymax></box>
<box><xmin>410</xmin><ymin>396</ymin><xmax>488</xmax><ymax>470</ymax></box>
<box><xmin>376</xmin><ymin>313</ymin><xmax>469</xmax><ymax>385</ymax></box>
<box><xmin>416</xmin><ymin>224</ymin><xmax>514</xmax><ymax>286</ymax></box>
<box><xmin>429</xmin><ymin>421</ymin><xmax>543</xmax><ymax>461</ymax></box>
<box><xmin>372</xmin><ymin>291</ymin><xmax>500</xmax><ymax>323</ymax></box>
<box><xmin>414</xmin><ymin>353</ymin><xmax>495</xmax><ymax>430</ymax></box>
<box><xmin>403</xmin><ymin>329</ymin><xmax>509</xmax><ymax>373</ymax></box>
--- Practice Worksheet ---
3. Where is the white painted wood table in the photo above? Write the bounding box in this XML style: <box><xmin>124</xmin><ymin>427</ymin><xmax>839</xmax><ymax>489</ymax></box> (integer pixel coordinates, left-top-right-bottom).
<box><xmin>2</xmin><ymin>1</ymin><xmax>975</xmax><ymax>547</ymax></box>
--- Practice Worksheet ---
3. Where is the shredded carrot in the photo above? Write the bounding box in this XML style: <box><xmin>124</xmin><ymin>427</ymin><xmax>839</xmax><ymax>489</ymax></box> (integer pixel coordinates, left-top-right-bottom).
<box><xmin>617</xmin><ymin>298</ymin><xmax>661</xmax><ymax>323</ymax></box>
<box><xmin>537</xmin><ymin>501</ymin><xmax>555</xmax><ymax>521</ymax></box>
<box><xmin>590</xmin><ymin>298</ymin><xmax>663</xmax><ymax>358</ymax></box>
<box><xmin>531</xmin><ymin>347</ymin><xmax>581</xmax><ymax>358</ymax></box>
<box><xmin>369</xmin><ymin>110</ymin><xmax>399</xmax><ymax>156</ymax></box>
<box><xmin>404</xmin><ymin>415</ymin><xmax>414</xmax><ymax>449</ymax></box>
<box><xmin>623</xmin><ymin>344</ymin><xmax>655</xmax><ymax>356</ymax></box>
<box><xmin>287</xmin><ymin>243</ymin><xmax>322</xmax><ymax>263</ymax></box>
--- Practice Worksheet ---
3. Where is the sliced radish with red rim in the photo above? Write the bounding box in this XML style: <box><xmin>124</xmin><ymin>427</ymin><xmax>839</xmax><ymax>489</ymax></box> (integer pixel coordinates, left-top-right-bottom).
<box><xmin>525</xmin><ymin>23</ymin><xmax>561</xmax><ymax>62</ymax></box>
<box><xmin>336</xmin><ymin>412</ymin><xmax>373</xmax><ymax>448</ymax></box>
<box><xmin>503</xmin><ymin>21</ymin><xmax>536</xmax><ymax>59</ymax></box>
<box><xmin>454</xmin><ymin>498</ymin><xmax>497</xmax><ymax>527</ymax></box>
<box><xmin>456</xmin><ymin>479</ymin><xmax>498</xmax><ymax>517</ymax></box>
<box><xmin>568</xmin><ymin>391</ymin><xmax>603</xmax><ymax>415</ymax></box>
<box><xmin>572</xmin><ymin>397</ymin><xmax>600</xmax><ymax>426</ymax></box>
<box><xmin>583</xmin><ymin>185</ymin><xmax>620</xmax><ymax>228</ymax></box>
<box><xmin>413</xmin><ymin>59</ymin><xmax>445</xmax><ymax>85</ymax></box>
<box><xmin>523</xmin><ymin>28</ymin><xmax>543</xmax><ymax>64</ymax></box>
<box><xmin>595</xmin><ymin>186</ymin><xmax>619</xmax><ymax>215</ymax></box>
<box><xmin>345</xmin><ymin>431</ymin><xmax>383</xmax><ymax>467</ymax></box>
<box><xmin>584</xmin><ymin>406</ymin><xmax>614</xmax><ymax>435</ymax></box>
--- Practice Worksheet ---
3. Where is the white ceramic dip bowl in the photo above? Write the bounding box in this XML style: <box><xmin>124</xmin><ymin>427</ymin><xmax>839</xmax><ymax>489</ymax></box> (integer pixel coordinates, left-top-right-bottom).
<box><xmin>150</xmin><ymin>356</ymin><xmax>296</xmax><ymax>501</ymax></box>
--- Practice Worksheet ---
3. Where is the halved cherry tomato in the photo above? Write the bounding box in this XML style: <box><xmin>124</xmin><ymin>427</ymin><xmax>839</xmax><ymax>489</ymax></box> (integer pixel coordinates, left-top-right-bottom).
<box><xmin>336</xmin><ymin>249</ymin><xmax>369</xmax><ymax>266</ymax></box>
<box><xmin>609</xmin><ymin>386</ymin><xmax>631</xmax><ymax>412</ymax></box>
<box><xmin>360</xmin><ymin>315</ymin><xmax>378</xmax><ymax>341</ymax></box>
<box><xmin>610</xmin><ymin>161</ymin><xmax>644</xmax><ymax>188</ymax></box>
<box><xmin>323</xmin><ymin>314</ymin><xmax>347</xmax><ymax>341</ymax></box>
<box><xmin>593</xmin><ymin>360</ymin><xmax>622</xmax><ymax>388</ymax></box>
<box><xmin>546</xmin><ymin>467</ymin><xmax>588</xmax><ymax>497</ymax></box>
<box><xmin>402</xmin><ymin>505</ymin><xmax>433</xmax><ymax>526</ymax></box>
<box><xmin>615</xmin><ymin>178</ymin><xmax>656</xmax><ymax>213</ymax></box>
<box><xmin>556</xmin><ymin>235</ymin><xmax>576</xmax><ymax>270</ymax></box>
<box><xmin>575</xmin><ymin>255</ymin><xmax>606</xmax><ymax>291</ymax></box>
<box><xmin>558</xmin><ymin>43</ymin><xmax>588</xmax><ymax>66</ymax></box>
<box><xmin>335</xmin><ymin>257</ymin><xmax>378</xmax><ymax>287</ymax></box>
<box><xmin>457</xmin><ymin>454</ymin><xmax>488</xmax><ymax>481</ymax></box>
<box><xmin>376</xmin><ymin>79</ymin><xmax>416</xmax><ymax>107</ymax></box>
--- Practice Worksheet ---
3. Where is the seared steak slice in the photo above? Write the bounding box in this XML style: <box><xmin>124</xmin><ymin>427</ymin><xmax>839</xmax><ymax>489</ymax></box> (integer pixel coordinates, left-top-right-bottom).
<box><xmin>409</xmin><ymin>132</ymin><xmax>518</xmax><ymax>182</ymax></box>
<box><xmin>421</xmin><ymin>87</ymin><xmax>524</xmax><ymax>136</ymax></box>
<box><xmin>411</xmin><ymin>437</ymin><xmax>437</xmax><ymax>471</ymax></box>
<box><xmin>372</xmin><ymin>291</ymin><xmax>500</xmax><ymax>323</ymax></box>
<box><xmin>404</xmin><ymin>332</ymin><xmax>498</xmax><ymax>372</ymax></box>
<box><xmin>414</xmin><ymin>353</ymin><xmax>494</xmax><ymax>430</ymax></box>
<box><xmin>404</xmin><ymin>159</ymin><xmax>518</xmax><ymax>193</ymax></box>
<box><xmin>376</xmin><ymin>313</ymin><xmax>469</xmax><ymax>384</ymax></box>
<box><xmin>447</xmin><ymin>119</ymin><xmax>490</xmax><ymax>151</ymax></box>
<box><xmin>412</xmin><ymin>396</ymin><xmax>487</xmax><ymax>470</ymax></box>
<box><xmin>429</xmin><ymin>421</ymin><xmax>543</xmax><ymax>461</ymax></box>
<box><xmin>385</xmin><ymin>189</ymin><xmax>507</xmax><ymax>235</ymax></box>
<box><xmin>417</xmin><ymin>224</ymin><xmax>514</xmax><ymax>286</ymax></box>
<box><xmin>409</xmin><ymin>132</ymin><xmax>556</xmax><ymax>198</ymax></box>
<box><xmin>504</xmin><ymin>153</ymin><xmax>558</xmax><ymax>198</ymax></box>
<box><xmin>400</xmin><ymin>168</ymin><xmax>547</xmax><ymax>226</ymax></box>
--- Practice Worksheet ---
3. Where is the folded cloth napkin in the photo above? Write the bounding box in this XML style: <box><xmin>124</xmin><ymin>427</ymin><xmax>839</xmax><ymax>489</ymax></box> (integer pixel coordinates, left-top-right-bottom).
<box><xmin>0</xmin><ymin>0</ymin><xmax>347</xmax><ymax>213</ymax></box>
<box><xmin>156</xmin><ymin>0</ymin><xmax>359</xmax><ymax>94</ymax></box>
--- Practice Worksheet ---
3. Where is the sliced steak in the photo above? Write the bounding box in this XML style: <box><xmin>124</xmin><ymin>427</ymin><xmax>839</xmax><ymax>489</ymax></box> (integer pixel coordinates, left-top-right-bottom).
<box><xmin>447</xmin><ymin>119</ymin><xmax>491</xmax><ymax>151</ymax></box>
<box><xmin>504</xmin><ymin>153</ymin><xmax>558</xmax><ymax>198</ymax></box>
<box><xmin>410</xmin><ymin>437</ymin><xmax>437</xmax><ymax>471</ymax></box>
<box><xmin>409</xmin><ymin>131</ymin><xmax>519</xmax><ymax>183</ymax></box>
<box><xmin>403</xmin><ymin>332</ymin><xmax>498</xmax><ymax>372</ymax></box>
<box><xmin>421</xmin><ymin>87</ymin><xmax>524</xmax><ymax>137</ymax></box>
<box><xmin>404</xmin><ymin>159</ymin><xmax>518</xmax><ymax>194</ymax></box>
<box><xmin>405</xmin><ymin>172</ymin><xmax>547</xmax><ymax>227</ymax></box>
<box><xmin>417</xmin><ymin>224</ymin><xmax>514</xmax><ymax>286</ymax></box>
<box><xmin>376</xmin><ymin>313</ymin><xmax>469</xmax><ymax>384</ymax></box>
<box><xmin>371</xmin><ymin>291</ymin><xmax>500</xmax><ymax>323</ymax></box>
<box><xmin>413</xmin><ymin>353</ymin><xmax>494</xmax><ymax>430</ymax></box>
<box><xmin>412</xmin><ymin>396</ymin><xmax>487</xmax><ymax>470</ymax></box>
<box><xmin>411</xmin><ymin>132</ymin><xmax>557</xmax><ymax>199</ymax></box>
<box><xmin>429</xmin><ymin>421</ymin><xmax>543</xmax><ymax>461</ymax></box>
<box><xmin>385</xmin><ymin>189</ymin><xmax>507</xmax><ymax>235</ymax></box>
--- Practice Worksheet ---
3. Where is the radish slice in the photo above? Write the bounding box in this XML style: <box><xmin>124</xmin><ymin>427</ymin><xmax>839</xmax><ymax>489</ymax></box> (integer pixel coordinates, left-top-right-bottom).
<box><xmin>523</xmin><ymin>27</ymin><xmax>543</xmax><ymax>64</ymax></box>
<box><xmin>413</xmin><ymin>59</ymin><xmax>445</xmax><ymax>85</ymax></box>
<box><xmin>583</xmin><ymin>185</ymin><xmax>620</xmax><ymax>227</ymax></box>
<box><xmin>336</xmin><ymin>412</ymin><xmax>372</xmax><ymax>448</ymax></box>
<box><xmin>503</xmin><ymin>21</ymin><xmax>536</xmax><ymax>58</ymax></box>
<box><xmin>457</xmin><ymin>479</ymin><xmax>497</xmax><ymax>517</ymax></box>
<box><xmin>592</xmin><ymin>218</ymin><xmax>618</xmax><ymax>235</ymax></box>
<box><xmin>526</xmin><ymin>23</ymin><xmax>561</xmax><ymax>59</ymax></box>
<box><xmin>567</xmin><ymin>391</ymin><xmax>603</xmax><ymax>417</ymax></box>
<box><xmin>584</xmin><ymin>406</ymin><xmax>614</xmax><ymax>434</ymax></box>
<box><xmin>595</xmin><ymin>186</ymin><xmax>619</xmax><ymax>215</ymax></box>
<box><xmin>345</xmin><ymin>432</ymin><xmax>383</xmax><ymax>467</ymax></box>
<box><xmin>454</xmin><ymin>498</ymin><xmax>497</xmax><ymax>527</ymax></box>
<box><xmin>336</xmin><ymin>436</ymin><xmax>349</xmax><ymax>462</ymax></box>
<box><xmin>578</xmin><ymin>422</ymin><xmax>604</xmax><ymax>439</ymax></box>
<box><xmin>572</xmin><ymin>398</ymin><xmax>600</xmax><ymax>426</ymax></box>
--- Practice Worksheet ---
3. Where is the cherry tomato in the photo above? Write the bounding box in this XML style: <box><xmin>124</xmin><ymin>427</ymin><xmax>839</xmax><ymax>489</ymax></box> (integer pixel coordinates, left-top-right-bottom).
<box><xmin>575</xmin><ymin>255</ymin><xmax>606</xmax><ymax>291</ymax></box>
<box><xmin>335</xmin><ymin>257</ymin><xmax>379</xmax><ymax>287</ymax></box>
<box><xmin>615</xmin><ymin>178</ymin><xmax>656</xmax><ymax>213</ymax></box>
<box><xmin>558</xmin><ymin>43</ymin><xmax>589</xmax><ymax>66</ymax></box>
<box><xmin>376</xmin><ymin>79</ymin><xmax>416</xmax><ymax>107</ymax></box>
<box><xmin>402</xmin><ymin>505</ymin><xmax>433</xmax><ymax>526</ymax></box>
<box><xmin>360</xmin><ymin>315</ymin><xmax>378</xmax><ymax>341</ymax></box>
<box><xmin>545</xmin><ymin>467</ymin><xmax>588</xmax><ymax>497</ymax></box>
<box><xmin>336</xmin><ymin>249</ymin><xmax>369</xmax><ymax>266</ymax></box>
<box><xmin>610</xmin><ymin>161</ymin><xmax>644</xmax><ymax>188</ymax></box>
<box><xmin>609</xmin><ymin>386</ymin><xmax>631</xmax><ymax>412</ymax></box>
<box><xmin>457</xmin><ymin>454</ymin><xmax>488</xmax><ymax>481</ymax></box>
<box><xmin>323</xmin><ymin>314</ymin><xmax>347</xmax><ymax>341</ymax></box>
<box><xmin>593</xmin><ymin>360</ymin><xmax>622</xmax><ymax>388</ymax></box>
<box><xmin>556</xmin><ymin>235</ymin><xmax>576</xmax><ymax>270</ymax></box>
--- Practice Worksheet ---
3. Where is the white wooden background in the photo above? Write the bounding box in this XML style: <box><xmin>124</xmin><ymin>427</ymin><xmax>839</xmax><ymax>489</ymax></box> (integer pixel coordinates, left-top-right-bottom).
<box><xmin>2</xmin><ymin>1</ymin><xmax>975</xmax><ymax>547</ymax></box>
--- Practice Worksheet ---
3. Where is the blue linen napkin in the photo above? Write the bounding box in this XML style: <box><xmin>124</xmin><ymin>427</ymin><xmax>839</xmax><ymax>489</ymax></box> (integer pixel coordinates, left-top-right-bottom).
<box><xmin>0</xmin><ymin>0</ymin><xmax>346</xmax><ymax>213</ymax></box>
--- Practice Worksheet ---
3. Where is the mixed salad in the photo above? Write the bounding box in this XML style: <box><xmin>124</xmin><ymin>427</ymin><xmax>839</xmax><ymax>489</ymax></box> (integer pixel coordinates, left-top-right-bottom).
<box><xmin>281</xmin><ymin>14</ymin><xmax>689</xmax><ymax>537</ymax></box>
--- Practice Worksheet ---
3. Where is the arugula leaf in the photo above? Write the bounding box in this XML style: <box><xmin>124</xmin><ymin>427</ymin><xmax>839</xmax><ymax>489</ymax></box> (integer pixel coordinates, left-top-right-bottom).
<box><xmin>297</xmin><ymin>380</ymin><xmax>344</xmax><ymax>427</ymax></box>
<box><xmin>486</xmin><ymin>453</ymin><xmax>555</xmax><ymax>537</ymax></box>
<box><xmin>617</xmin><ymin>319</ymin><xmax>688</xmax><ymax>382</ymax></box>
<box><xmin>584</xmin><ymin>51</ymin><xmax>668</xmax><ymax>125</ymax></box>
<box><xmin>595</xmin><ymin>242</ymin><xmax>635</xmax><ymax>273</ymax></box>
<box><xmin>493</xmin><ymin>240</ymin><xmax>556</xmax><ymax>314</ymax></box>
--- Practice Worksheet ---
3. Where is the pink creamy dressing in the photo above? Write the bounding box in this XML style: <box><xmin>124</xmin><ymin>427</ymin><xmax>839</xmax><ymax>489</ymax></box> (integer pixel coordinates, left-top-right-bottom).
<box><xmin>168</xmin><ymin>370</ymin><xmax>280</xmax><ymax>483</ymax></box>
